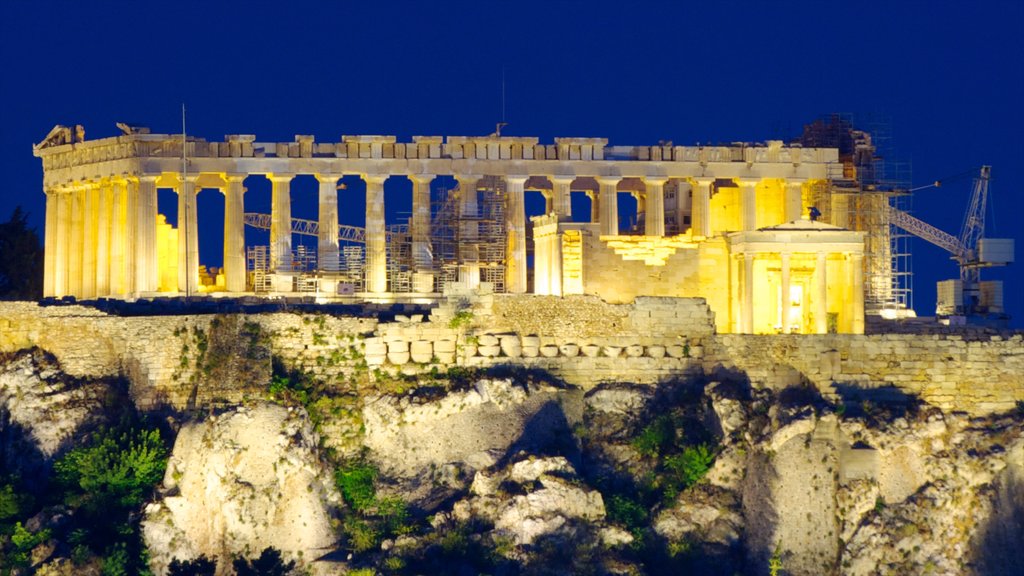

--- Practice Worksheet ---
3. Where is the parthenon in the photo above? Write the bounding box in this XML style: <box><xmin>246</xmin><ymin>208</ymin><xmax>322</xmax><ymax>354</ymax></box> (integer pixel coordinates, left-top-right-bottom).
<box><xmin>33</xmin><ymin>125</ymin><xmax>871</xmax><ymax>334</ymax></box>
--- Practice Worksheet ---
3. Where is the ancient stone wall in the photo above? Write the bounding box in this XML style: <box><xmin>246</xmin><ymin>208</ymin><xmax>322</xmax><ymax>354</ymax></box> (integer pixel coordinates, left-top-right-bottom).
<box><xmin>1</xmin><ymin>298</ymin><xmax>1021</xmax><ymax>415</ymax></box>
<box><xmin>707</xmin><ymin>333</ymin><xmax>1024</xmax><ymax>414</ymax></box>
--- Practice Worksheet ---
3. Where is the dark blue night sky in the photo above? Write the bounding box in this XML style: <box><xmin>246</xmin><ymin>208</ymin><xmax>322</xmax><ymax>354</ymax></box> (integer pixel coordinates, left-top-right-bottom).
<box><xmin>1</xmin><ymin>1</ymin><xmax>1021</xmax><ymax>323</ymax></box>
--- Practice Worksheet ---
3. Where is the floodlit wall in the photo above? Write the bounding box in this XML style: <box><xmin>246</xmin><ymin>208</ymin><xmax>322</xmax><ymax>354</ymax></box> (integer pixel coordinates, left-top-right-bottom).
<box><xmin>1</xmin><ymin>300</ymin><xmax>1022</xmax><ymax>416</ymax></box>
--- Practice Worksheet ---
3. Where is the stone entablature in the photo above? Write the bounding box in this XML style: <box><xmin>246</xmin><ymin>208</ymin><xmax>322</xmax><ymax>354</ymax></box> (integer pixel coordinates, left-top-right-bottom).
<box><xmin>35</xmin><ymin>132</ymin><xmax>839</xmax><ymax>187</ymax></box>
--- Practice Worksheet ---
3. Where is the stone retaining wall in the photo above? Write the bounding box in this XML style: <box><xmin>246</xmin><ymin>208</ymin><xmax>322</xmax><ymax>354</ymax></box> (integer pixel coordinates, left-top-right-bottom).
<box><xmin>1</xmin><ymin>299</ymin><xmax>1021</xmax><ymax>415</ymax></box>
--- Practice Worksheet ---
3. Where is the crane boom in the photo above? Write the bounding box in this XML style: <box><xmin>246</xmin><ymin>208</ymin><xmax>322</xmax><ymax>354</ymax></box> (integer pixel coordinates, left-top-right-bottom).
<box><xmin>886</xmin><ymin>206</ymin><xmax>966</xmax><ymax>260</ymax></box>
<box><xmin>243</xmin><ymin>212</ymin><xmax>407</xmax><ymax>244</ymax></box>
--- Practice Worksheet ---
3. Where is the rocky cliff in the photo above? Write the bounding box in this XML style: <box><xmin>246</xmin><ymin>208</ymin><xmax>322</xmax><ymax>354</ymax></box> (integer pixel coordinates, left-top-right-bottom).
<box><xmin>0</xmin><ymin>302</ymin><xmax>1021</xmax><ymax>575</ymax></box>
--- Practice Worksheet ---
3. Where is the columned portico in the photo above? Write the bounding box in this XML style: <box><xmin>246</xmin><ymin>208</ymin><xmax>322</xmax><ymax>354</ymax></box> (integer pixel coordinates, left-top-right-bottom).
<box><xmin>34</xmin><ymin>128</ymin><xmax>851</xmax><ymax>325</ymax></box>
<box><xmin>728</xmin><ymin>220</ymin><xmax>866</xmax><ymax>334</ymax></box>
<box><xmin>222</xmin><ymin>174</ymin><xmax>247</xmax><ymax>292</ymax></box>
<box><xmin>505</xmin><ymin>175</ymin><xmax>528</xmax><ymax>293</ymax></box>
<box><xmin>643</xmin><ymin>177</ymin><xmax>668</xmax><ymax>237</ymax></box>
<box><xmin>363</xmin><ymin>174</ymin><xmax>388</xmax><ymax>294</ymax></box>
<box><xmin>597</xmin><ymin>176</ymin><xmax>620</xmax><ymax>235</ymax></box>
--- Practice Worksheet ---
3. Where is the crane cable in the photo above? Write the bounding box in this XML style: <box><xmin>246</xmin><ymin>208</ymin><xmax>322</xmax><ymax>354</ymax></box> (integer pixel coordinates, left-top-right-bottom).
<box><xmin>908</xmin><ymin>167</ymin><xmax>982</xmax><ymax>192</ymax></box>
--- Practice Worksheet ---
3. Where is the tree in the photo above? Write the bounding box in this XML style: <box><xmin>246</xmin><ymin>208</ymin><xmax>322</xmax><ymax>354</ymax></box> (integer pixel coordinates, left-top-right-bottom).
<box><xmin>168</xmin><ymin>555</ymin><xmax>217</xmax><ymax>576</ymax></box>
<box><xmin>0</xmin><ymin>207</ymin><xmax>42</xmax><ymax>300</ymax></box>
<box><xmin>232</xmin><ymin>547</ymin><xmax>296</xmax><ymax>576</ymax></box>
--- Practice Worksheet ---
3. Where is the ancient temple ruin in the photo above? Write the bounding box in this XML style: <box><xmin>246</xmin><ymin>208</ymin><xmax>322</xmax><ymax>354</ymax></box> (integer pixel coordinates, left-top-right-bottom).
<box><xmin>33</xmin><ymin>126</ymin><xmax>878</xmax><ymax>334</ymax></box>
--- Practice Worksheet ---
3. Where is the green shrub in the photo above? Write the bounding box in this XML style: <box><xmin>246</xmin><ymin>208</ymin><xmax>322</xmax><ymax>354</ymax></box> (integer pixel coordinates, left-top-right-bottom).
<box><xmin>664</xmin><ymin>444</ymin><xmax>715</xmax><ymax>489</ymax></box>
<box><xmin>54</xmin><ymin>427</ymin><xmax>168</xmax><ymax>512</ymax></box>
<box><xmin>6</xmin><ymin>522</ymin><xmax>51</xmax><ymax>569</ymax></box>
<box><xmin>377</xmin><ymin>497</ymin><xmax>412</xmax><ymax>536</ymax></box>
<box><xmin>606</xmin><ymin>495</ymin><xmax>648</xmax><ymax>530</ymax></box>
<box><xmin>448</xmin><ymin>310</ymin><xmax>474</xmax><ymax>330</ymax></box>
<box><xmin>631</xmin><ymin>415</ymin><xmax>676</xmax><ymax>459</ymax></box>
<box><xmin>335</xmin><ymin>463</ymin><xmax>378</xmax><ymax>512</ymax></box>
<box><xmin>344</xmin><ymin>517</ymin><xmax>380</xmax><ymax>553</ymax></box>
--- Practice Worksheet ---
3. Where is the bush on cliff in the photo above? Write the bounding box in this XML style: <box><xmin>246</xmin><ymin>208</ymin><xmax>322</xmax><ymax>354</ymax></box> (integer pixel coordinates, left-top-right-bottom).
<box><xmin>52</xmin><ymin>421</ymin><xmax>169</xmax><ymax>574</ymax></box>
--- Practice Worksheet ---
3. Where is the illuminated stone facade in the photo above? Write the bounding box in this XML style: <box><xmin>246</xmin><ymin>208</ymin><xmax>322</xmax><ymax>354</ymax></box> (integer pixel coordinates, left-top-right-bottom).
<box><xmin>33</xmin><ymin>126</ymin><xmax>863</xmax><ymax>333</ymax></box>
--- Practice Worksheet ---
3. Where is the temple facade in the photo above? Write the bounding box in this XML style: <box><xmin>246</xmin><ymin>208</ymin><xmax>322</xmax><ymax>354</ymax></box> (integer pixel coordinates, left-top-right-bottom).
<box><xmin>33</xmin><ymin>126</ymin><xmax>866</xmax><ymax>334</ymax></box>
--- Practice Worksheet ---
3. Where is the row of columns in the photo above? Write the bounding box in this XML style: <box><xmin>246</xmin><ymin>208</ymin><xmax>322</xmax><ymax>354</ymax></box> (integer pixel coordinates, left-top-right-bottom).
<box><xmin>43</xmin><ymin>172</ymin><xmax>810</xmax><ymax>299</ymax></box>
<box><xmin>737</xmin><ymin>251</ymin><xmax>864</xmax><ymax>334</ymax></box>
<box><xmin>43</xmin><ymin>177</ymin><xmax>159</xmax><ymax>299</ymax></box>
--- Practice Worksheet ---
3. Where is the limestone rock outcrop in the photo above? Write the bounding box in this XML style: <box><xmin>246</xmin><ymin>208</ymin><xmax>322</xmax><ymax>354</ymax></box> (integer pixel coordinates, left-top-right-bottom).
<box><xmin>0</xmin><ymin>348</ymin><xmax>113</xmax><ymax>477</ymax></box>
<box><xmin>142</xmin><ymin>403</ymin><xmax>339</xmax><ymax>574</ymax></box>
<box><xmin>362</xmin><ymin>378</ymin><xmax>583</xmax><ymax>506</ymax></box>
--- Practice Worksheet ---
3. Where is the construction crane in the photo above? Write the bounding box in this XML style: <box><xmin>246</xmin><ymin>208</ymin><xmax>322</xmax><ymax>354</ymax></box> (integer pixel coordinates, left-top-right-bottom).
<box><xmin>242</xmin><ymin>213</ymin><xmax>408</xmax><ymax>244</ymax></box>
<box><xmin>885</xmin><ymin>166</ymin><xmax>1014</xmax><ymax>322</ymax></box>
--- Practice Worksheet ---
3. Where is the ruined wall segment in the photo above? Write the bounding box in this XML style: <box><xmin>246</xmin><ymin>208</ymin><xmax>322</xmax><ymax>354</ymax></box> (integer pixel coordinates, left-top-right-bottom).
<box><xmin>0</xmin><ymin>297</ymin><xmax>1020</xmax><ymax>415</ymax></box>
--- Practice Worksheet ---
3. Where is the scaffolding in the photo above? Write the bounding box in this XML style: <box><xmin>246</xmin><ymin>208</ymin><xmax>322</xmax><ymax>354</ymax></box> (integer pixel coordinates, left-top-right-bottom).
<box><xmin>247</xmin><ymin>246</ymin><xmax>272</xmax><ymax>294</ymax></box>
<box><xmin>430</xmin><ymin>177</ymin><xmax>508</xmax><ymax>293</ymax></box>
<box><xmin>801</xmin><ymin>114</ymin><xmax>914</xmax><ymax>316</ymax></box>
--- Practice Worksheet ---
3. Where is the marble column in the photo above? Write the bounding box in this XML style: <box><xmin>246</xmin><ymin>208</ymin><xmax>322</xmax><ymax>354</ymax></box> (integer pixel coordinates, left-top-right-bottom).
<box><xmin>456</xmin><ymin>175</ymin><xmax>480</xmax><ymax>288</ymax></box>
<box><xmin>737</xmin><ymin>178</ymin><xmax>759</xmax><ymax>231</ymax></box>
<box><xmin>314</xmin><ymin>173</ymin><xmax>340</xmax><ymax>274</ymax></box>
<box><xmin>597</xmin><ymin>176</ymin><xmax>620</xmax><ymax>235</ymax></box>
<box><xmin>408</xmin><ymin>174</ymin><xmax>434</xmax><ymax>271</ymax></box>
<box><xmin>176</xmin><ymin>175</ymin><xmax>200</xmax><ymax>294</ymax></box>
<box><xmin>135</xmin><ymin>176</ymin><xmax>159</xmax><ymax>293</ymax></box>
<box><xmin>68</xmin><ymin>184</ymin><xmax>85</xmax><ymax>297</ymax></box>
<box><xmin>691</xmin><ymin>177</ymin><xmax>713</xmax><ymax>238</ymax></box>
<box><xmin>505</xmin><ymin>175</ymin><xmax>528</xmax><ymax>294</ymax></box>
<box><xmin>43</xmin><ymin>189</ymin><xmax>56</xmax><ymax>297</ymax></box>
<box><xmin>780</xmin><ymin>251</ymin><xmax>791</xmax><ymax>334</ymax></box>
<box><xmin>269</xmin><ymin>174</ymin><xmax>294</xmax><ymax>275</ymax></box>
<box><xmin>585</xmin><ymin>190</ymin><xmax>599</xmax><ymax>223</ymax></box>
<box><xmin>784</xmin><ymin>179</ymin><xmax>804</xmax><ymax>223</ymax></box>
<box><xmin>95</xmin><ymin>180</ymin><xmax>112</xmax><ymax>296</ymax></box>
<box><xmin>223</xmin><ymin>174</ymin><xmax>247</xmax><ymax>292</ymax></box>
<box><xmin>109</xmin><ymin>180</ymin><xmax>127</xmax><ymax>296</ymax></box>
<box><xmin>815</xmin><ymin>251</ymin><xmax>828</xmax><ymax>334</ymax></box>
<box><xmin>82</xmin><ymin>182</ymin><xmax>98</xmax><ymax>298</ymax></box>
<box><xmin>643</xmin><ymin>177</ymin><xmax>668</xmax><ymax>237</ymax></box>
<box><xmin>852</xmin><ymin>253</ymin><xmax>865</xmax><ymax>334</ymax></box>
<box><xmin>125</xmin><ymin>179</ymin><xmax>138</xmax><ymax>294</ymax></box>
<box><xmin>54</xmin><ymin>189</ymin><xmax>70</xmax><ymax>297</ymax></box>
<box><xmin>742</xmin><ymin>252</ymin><xmax>754</xmax><ymax>334</ymax></box>
<box><xmin>363</xmin><ymin>174</ymin><xmax>388</xmax><ymax>293</ymax></box>
<box><xmin>551</xmin><ymin>176</ymin><xmax>573</xmax><ymax>218</ymax></box>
